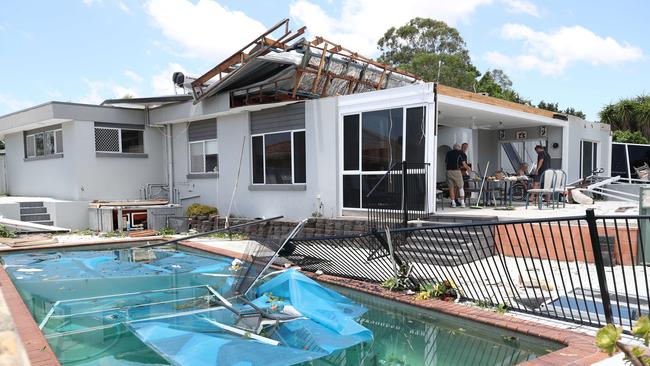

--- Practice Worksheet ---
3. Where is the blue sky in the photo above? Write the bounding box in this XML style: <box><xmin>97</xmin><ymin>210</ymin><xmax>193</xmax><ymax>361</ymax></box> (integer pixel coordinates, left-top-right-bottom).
<box><xmin>0</xmin><ymin>0</ymin><xmax>648</xmax><ymax>120</ymax></box>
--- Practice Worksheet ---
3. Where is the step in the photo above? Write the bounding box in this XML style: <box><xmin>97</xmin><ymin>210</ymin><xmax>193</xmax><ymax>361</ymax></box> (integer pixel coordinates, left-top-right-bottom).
<box><xmin>20</xmin><ymin>207</ymin><xmax>47</xmax><ymax>214</ymax></box>
<box><xmin>30</xmin><ymin>220</ymin><xmax>54</xmax><ymax>226</ymax></box>
<box><xmin>400</xmin><ymin>251</ymin><xmax>473</xmax><ymax>266</ymax></box>
<box><xmin>19</xmin><ymin>201</ymin><xmax>44</xmax><ymax>208</ymax></box>
<box><xmin>20</xmin><ymin>213</ymin><xmax>51</xmax><ymax>222</ymax></box>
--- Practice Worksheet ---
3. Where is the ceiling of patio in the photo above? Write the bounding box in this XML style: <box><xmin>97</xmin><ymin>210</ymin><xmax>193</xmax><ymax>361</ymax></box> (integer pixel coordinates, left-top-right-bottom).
<box><xmin>437</xmin><ymin>99</ymin><xmax>566</xmax><ymax>130</ymax></box>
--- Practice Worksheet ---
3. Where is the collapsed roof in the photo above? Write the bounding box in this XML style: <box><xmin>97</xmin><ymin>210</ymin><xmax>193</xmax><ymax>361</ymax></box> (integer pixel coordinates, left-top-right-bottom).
<box><xmin>187</xmin><ymin>19</ymin><xmax>421</xmax><ymax>106</ymax></box>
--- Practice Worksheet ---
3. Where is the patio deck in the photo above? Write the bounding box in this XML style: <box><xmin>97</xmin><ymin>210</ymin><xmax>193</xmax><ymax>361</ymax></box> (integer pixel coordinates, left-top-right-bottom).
<box><xmin>433</xmin><ymin>200</ymin><xmax>638</xmax><ymax>221</ymax></box>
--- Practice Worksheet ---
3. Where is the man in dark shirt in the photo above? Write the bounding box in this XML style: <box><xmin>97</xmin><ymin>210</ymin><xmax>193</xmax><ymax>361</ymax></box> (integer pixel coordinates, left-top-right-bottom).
<box><xmin>445</xmin><ymin>144</ymin><xmax>470</xmax><ymax>207</ymax></box>
<box><xmin>532</xmin><ymin>145</ymin><xmax>551</xmax><ymax>201</ymax></box>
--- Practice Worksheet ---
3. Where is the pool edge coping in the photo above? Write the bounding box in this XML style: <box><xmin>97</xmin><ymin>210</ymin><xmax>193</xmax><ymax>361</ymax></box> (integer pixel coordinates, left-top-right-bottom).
<box><xmin>304</xmin><ymin>273</ymin><xmax>610</xmax><ymax>366</ymax></box>
<box><xmin>0</xmin><ymin>265</ymin><xmax>60</xmax><ymax>366</ymax></box>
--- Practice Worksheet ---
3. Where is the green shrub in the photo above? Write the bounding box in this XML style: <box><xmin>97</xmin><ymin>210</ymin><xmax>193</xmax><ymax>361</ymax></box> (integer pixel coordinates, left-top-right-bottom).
<box><xmin>0</xmin><ymin>224</ymin><xmax>15</xmax><ymax>238</ymax></box>
<box><xmin>186</xmin><ymin>203</ymin><xmax>218</xmax><ymax>217</ymax></box>
<box><xmin>595</xmin><ymin>316</ymin><xmax>650</xmax><ymax>365</ymax></box>
<box><xmin>158</xmin><ymin>227</ymin><xmax>176</xmax><ymax>236</ymax></box>
<box><xmin>613</xmin><ymin>130</ymin><xmax>649</xmax><ymax>144</ymax></box>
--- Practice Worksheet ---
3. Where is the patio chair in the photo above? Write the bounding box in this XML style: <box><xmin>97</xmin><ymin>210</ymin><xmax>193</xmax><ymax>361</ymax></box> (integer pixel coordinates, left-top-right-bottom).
<box><xmin>550</xmin><ymin>170</ymin><xmax>567</xmax><ymax>209</ymax></box>
<box><xmin>525</xmin><ymin>170</ymin><xmax>555</xmax><ymax>210</ymax></box>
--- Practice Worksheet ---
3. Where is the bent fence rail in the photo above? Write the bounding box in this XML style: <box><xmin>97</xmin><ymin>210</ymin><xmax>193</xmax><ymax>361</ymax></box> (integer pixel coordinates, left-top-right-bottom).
<box><xmin>287</xmin><ymin>209</ymin><xmax>650</xmax><ymax>333</ymax></box>
<box><xmin>366</xmin><ymin>161</ymin><xmax>430</xmax><ymax>232</ymax></box>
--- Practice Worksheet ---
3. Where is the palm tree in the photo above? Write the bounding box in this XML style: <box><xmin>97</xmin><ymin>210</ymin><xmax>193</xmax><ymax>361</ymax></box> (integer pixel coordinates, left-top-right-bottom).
<box><xmin>599</xmin><ymin>95</ymin><xmax>650</xmax><ymax>141</ymax></box>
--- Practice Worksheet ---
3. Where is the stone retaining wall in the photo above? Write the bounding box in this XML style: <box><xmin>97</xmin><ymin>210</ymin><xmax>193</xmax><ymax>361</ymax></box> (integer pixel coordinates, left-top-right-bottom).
<box><xmin>188</xmin><ymin>216</ymin><xmax>368</xmax><ymax>238</ymax></box>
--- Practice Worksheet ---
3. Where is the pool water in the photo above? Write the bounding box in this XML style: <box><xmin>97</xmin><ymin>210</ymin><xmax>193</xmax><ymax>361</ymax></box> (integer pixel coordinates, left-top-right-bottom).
<box><xmin>2</xmin><ymin>248</ymin><xmax>561</xmax><ymax>366</ymax></box>
<box><xmin>318</xmin><ymin>285</ymin><xmax>561</xmax><ymax>366</ymax></box>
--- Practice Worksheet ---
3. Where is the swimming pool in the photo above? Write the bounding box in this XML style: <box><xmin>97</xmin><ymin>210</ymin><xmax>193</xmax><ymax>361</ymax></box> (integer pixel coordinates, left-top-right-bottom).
<box><xmin>1</xmin><ymin>246</ymin><xmax>561</xmax><ymax>365</ymax></box>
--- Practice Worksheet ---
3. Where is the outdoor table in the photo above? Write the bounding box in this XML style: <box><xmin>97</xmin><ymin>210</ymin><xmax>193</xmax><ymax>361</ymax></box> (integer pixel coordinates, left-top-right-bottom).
<box><xmin>477</xmin><ymin>176</ymin><xmax>528</xmax><ymax>208</ymax></box>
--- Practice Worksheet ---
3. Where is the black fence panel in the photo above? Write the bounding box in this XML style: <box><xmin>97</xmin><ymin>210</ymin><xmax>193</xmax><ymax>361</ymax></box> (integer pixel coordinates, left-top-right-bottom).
<box><xmin>366</xmin><ymin>161</ymin><xmax>429</xmax><ymax>232</ymax></box>
<box><xmin>286</xmin><ymin>210</ymin><xmax>650</xmax><ymax>333</ymax></box>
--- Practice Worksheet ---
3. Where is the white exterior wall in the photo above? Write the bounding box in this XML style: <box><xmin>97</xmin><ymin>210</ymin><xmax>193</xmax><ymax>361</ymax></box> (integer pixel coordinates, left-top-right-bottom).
<box><xmin>566</xmin><ymin>118</ymin><xmax>612</xmax><ymax>183</ymax></box>
<box><xmin>168</xmin><ymin>98</ymin><xmax>339</xmax><ymax>220</ymax></box>
<box><xmin>337</xmin><ymin>83</ymin><xmax>437</xmax><ymax>215</ymax></box>
<box><xmin>73</xmin><ymin>122</ymin><xmax>167</xmax><ymax>201</ymax></box>
<box><xmin>4</xmin><ymin>120</ymin><xmax>166</xmax><ymax>201</ymax></box>
<box><xmin>170</xmin><ymin>121</ymin><xmax>220</xmax><ymax>210</ymax></box>
<box><xmin>4</xmin><ymin>121</ymin><xmax>79</xmax><ymax>199</ymax></box>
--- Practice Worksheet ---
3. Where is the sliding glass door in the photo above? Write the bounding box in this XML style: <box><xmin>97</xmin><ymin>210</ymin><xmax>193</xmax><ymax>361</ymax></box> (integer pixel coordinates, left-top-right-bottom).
<box><xmin>342</xmin><ymin>106</ymin><xmax>427</xmax><ymax>209</ymax></box>
<box><xmin>580</xmin><ymin>140</ymin><xmax>598</xmax><ymax>178</ymax></box>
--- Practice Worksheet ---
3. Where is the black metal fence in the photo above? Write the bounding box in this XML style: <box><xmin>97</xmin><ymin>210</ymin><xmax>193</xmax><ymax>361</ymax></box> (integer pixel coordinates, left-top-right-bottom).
<box><xmin>287</xmin><ymin>209</ymin><xmax>650</xmax><ymax>332</ymax></box>
<box><xmin>366</xmin><ymin>161</ymin><xmax>430</xmax><ymax>232</ymax></box>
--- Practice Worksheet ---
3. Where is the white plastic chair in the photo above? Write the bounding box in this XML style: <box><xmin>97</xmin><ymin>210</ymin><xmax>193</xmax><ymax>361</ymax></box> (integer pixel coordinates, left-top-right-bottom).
<box><xmin>526</xmin><ymin>170</ymin><xmax>555</xmax><ymax>209</ymax></box>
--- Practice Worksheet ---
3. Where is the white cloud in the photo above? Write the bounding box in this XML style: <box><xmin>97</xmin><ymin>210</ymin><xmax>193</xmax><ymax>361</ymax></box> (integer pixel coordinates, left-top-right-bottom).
<box><xmin>484</xmin><ymin>24</ymin><xmax>643</xmax><ymax>75</ymax></box>
<box><xmin>82</xmin><ymin>0</ymin><xmax>101</xmax><ymax>6</ymax></box>
<box><xmin>151</xmin><ymin>62</ymin><xmax>189</xmax><ymax>95</ymax></box>
<box><xmin>117</xmin><ymin>1</ymin><xmax>133</xmax><ymax>14</ymax></box>
<box><xmin>145</xmin><ymin>0</ymin><xmax>267</xmax><ymax>60</ymax></box>
<box><xmin>0</xmin><ymin>94</ymin><xmax>34</xmax><ymax>113</ymax></box>
<box><xmin>289</xmin><ymin>0</ymin><xmax>539</xmax><ymax>57</ymax></box>
<box><xmin>79</xmin><ymin>79</ymin><xmax>139</xmax><ymax>104</ymax></box>
<box><xmin>289</xmin><ymin>0</ymin><xmax>494</xmax><ymax>56</ymax></box>
<box><xmin>124</xmin><ymin>70</ymin><xmax>143</xmax><ymax>83</ymax></box>
<box><xmin>501</xmin><ymin>0</ymin><xmax>539</xmax><ymax>17</ymax></box>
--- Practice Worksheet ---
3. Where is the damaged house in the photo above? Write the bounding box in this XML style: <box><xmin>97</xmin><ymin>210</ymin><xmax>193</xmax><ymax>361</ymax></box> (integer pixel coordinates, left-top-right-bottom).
<box><xmin>0</xmin><ymin>19</ymin><xmax>611</xmax><ymax>229</ymax></box>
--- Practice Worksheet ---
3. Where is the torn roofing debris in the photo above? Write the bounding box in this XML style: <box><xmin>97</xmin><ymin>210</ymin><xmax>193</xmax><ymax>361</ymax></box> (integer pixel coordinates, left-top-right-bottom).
<box><xmin>174</xmin><ymin>18</ymin><xmax>422</xmax><ymax>107</ymax></box>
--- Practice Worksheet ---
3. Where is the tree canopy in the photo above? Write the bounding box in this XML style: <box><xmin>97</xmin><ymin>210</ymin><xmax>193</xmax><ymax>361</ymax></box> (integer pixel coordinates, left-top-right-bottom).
<box><xmin>600</xmin><ymin>95</ymin><xmax>650</xmax><ymax>139</ymax></box>
<box><xmin>376</xmin><ymin>18</ymin><xmax>586</xmax><ymax>118</ymax></box>
<box><xmin>377</xmin><ymin>18</ymin><xmax>479</xmax><ymax>90</ymax></box>
<box><xmin>537</xmin><ymin>100</ymin><xmax>586</xmax><ymax>119</ymax></box>
<box><xmin>475</xmin><ymin>69</ymin><xmax>529</xmax><ymax>104</ymax></box>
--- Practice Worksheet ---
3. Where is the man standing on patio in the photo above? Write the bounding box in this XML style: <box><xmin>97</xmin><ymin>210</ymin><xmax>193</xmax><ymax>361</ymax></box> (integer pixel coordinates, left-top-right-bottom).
<box><xmin>531</xmin><ymin>145</ymin><xmax>551</xmax><ymax>201</ymax></box>
<box><xmin>446</xmin><ymin>144</ymin><xmax>469</xmax><ymax>207</ymax></box>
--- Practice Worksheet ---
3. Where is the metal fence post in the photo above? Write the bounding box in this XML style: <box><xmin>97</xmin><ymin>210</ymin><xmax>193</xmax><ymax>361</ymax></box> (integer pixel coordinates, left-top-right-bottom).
<box><xmin>402</xmin><ymin>161</ymin><xmax>408</xmax><ymax>228</ymax></box>
<box><xmin>585</xmin><ymin>208</ymin><xmax>614</xmax><ymax>325</ymax></box>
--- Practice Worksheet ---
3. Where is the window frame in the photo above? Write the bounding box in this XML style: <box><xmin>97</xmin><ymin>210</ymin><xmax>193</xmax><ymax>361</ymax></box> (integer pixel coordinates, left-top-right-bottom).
<box><xmin>251</xmin><ymin>128</ymin><xmax>306</xmax><ymax>185</ymax></box>
<box><xmin>188</xmin><ymin>138</ymin><xmax>219</xmax><ymax>175</ymax></box>
<box><xmin>94</xmin><ymin>126</ymin><xmax>145</xmax><ymax>154</ymax></box>
<box><xmin>579</xmin><ymin>139</ymin><xmax>599</xmax><ymax>179</ymax></box>
<box><xmin>25</xmin><ymin>128</ymin><xmax>63</xmax><ymax>158</ymax></box>
<box><xmin>341</xmin><ymin>105</ymin><xmax>427</xmax><ymax>210</ymax></box>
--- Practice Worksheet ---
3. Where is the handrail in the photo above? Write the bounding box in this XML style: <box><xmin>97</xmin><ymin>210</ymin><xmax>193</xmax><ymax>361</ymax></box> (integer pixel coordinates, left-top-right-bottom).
<box><xmin>365</xmin><ymin>161</ymin><xmax>430</xmax><ymax>198</ymax></box>
<box><xmin>365</xmin><ymin>161</ymin><xmax>401</xmax><ymax>198</ymax></box>
<box><xmin>136</xmin><ymin>216</ymin><xmax>284</xmax><ymax>248</ymax></box>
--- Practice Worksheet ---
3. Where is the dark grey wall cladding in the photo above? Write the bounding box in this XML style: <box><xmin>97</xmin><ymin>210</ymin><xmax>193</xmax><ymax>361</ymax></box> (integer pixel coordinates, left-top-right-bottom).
<box><xmin>188</xmin><ymin>119</ymin><xmax>217</xmax><ymax>141</ymax></box>
<box><xmin>250</xmin><ymin>103</ymin><xmax>305</xmax><ymax>134</ymax></box>
<box><xmin>24</xmin><ymin>123</ymin><xmax>62</xmax><ymax>135</ymax></box>
<box><xmin>94</xmin><ymin>122</ymin><xmax>145</xmax><ymax>130</ymax></box>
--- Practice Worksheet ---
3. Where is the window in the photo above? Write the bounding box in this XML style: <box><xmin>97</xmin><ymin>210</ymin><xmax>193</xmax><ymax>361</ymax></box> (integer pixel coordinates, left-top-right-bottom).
<box><xmin>342</xmin><ymin>106</ymin><xmax>426</xmax><ymax>209</ymax></box>
<box><xmin>189</xmin><ymin>140</ymin><xmax>219</xmax><ymax>174</ymax></box>
<box><xmin>580</xmin><ymin>140</ymin><xmax>598</xmax><ymax>179</ymax></box>
<box><xmin>251</xmin><ymin>130</ymin><xmax>306</xmax><ymax>185</ymax></box>
<box><xmin>24</xmin><ymin>128</ymin><xmax>63</xmax><ymax>158</ymax></box>
<box><xmin>187</xmin><ymin>119</ymin><xmax>218</xmax><ymax>175</ymax></box>
<box><xmin>95</xmin><ymin>127</ymin><xmax>144</xmax><ymax>153</ymax></box>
